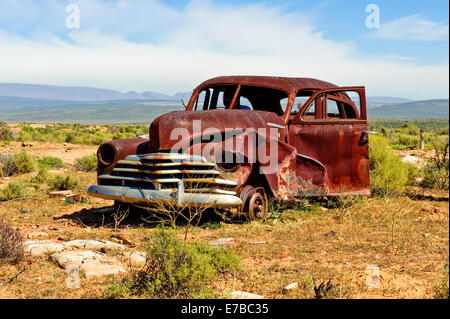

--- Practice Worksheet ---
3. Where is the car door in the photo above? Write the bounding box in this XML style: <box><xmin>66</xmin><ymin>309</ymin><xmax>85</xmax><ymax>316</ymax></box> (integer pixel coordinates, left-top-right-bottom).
<box><xmin>288</xmin><ymin>87</ymin><xmax>370</xmax><ymax>196</ymax></box>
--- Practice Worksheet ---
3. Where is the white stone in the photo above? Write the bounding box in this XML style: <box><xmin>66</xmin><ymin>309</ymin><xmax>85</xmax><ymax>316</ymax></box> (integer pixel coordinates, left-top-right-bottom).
<box><xmin>209</xmin><ymin>238</ymin><xmax>235</xmax><ymax>248</ymax></box>
<box><xmin>119</xmin><ymin>251</ymin><xmax>147</xmax><ymax>267</ymax></box>
<box><xmin>62</xmin><ymin>239</ymin><xmax>126</xmax><ymax>251</ymax></box>
<box><xmin>24</xmin><ymin>240</ymin><xmax>64</xmax><ymax>256</ymax></box>
<box><xmin>51</xmin><ymin>250</ymin><xmax>104</xmax><ymax>268</ymax></box>
<box><xmin>230</xmin><ymin>291</ymin><xmax>264</xmax><ymax>299</ymax></box>
<box><xmin>51</xmin><ymin>250</ymin><xmax>126</xmax><ymax>280</ymax></box>
<box><xmin>282</xmin><ymin>282</ymin><xmax>299</xmax><ymax>293</ymax></box>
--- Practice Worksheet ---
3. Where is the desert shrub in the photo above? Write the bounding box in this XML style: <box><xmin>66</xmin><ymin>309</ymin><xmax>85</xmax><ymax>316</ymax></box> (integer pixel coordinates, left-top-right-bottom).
<box><xmin>400</xmin><ymin>123</ymin><xmax>420</xmax><ymax>135</ymax></box>
<box><xmin>194</xmin><ymin>242</ymin><xmax>240</xmax><ymax>273</ymax></box>
<box><xmin>0</xmin><ymin>181</ymin><xmax>30</xmax><ymax>201</ymax></box>
<box><xmin>0</xmin><ymin>121</ymin><xmax>15</xmax><ymax>142</ymax></box>
<box><xmin>369</xmin><ymin>135</ymin><xmax>410</xmax><ymax>196</ymax></box>
<box><xmin>48</xmin><ymin>175</ymin><xmax>79</xmax><ymax>190</ymax></box>
<box><xmin>65</xmin><ymin>133</ymin><xmax>75</xmax><ymax>143</ymax></box>
<box><xmin>105</xmin><ymin>227</ymin><xmax>239</xmax><ymax>299</ymax></box>
<box><xmin>75</xmin><ymin>154</ymin><xmax>97</xmax><ymax>172</ymax></box>
<box><xmin>390</xmin><ymin>133</ymin><xmax>419</xmax><ymax>150</ymax></box>
<box><xmin>421</xmin><ymin>140</ymin><xmax>449</xmax><ymax>190</ymax></box>
<box><xmin>0</xmin><ymin>153</ymin><xmax>18</xmax><ymax>177</ymax></box>
<box><xmin>433</xmin><ymin>265</ymin><xmax>449</xmax><ymax>299</ymax></box>
<box><xmin>37</xmin><ymin>156</ymin><xmax>64</xmax><ymax>170</ymax></box>
<box><xmin>0</xmin><ymin>220</ymin><xmax>24</xmax><ymax>264</ymax></box>
<box><xmin>30</xmin><ymin>167</ymin><xmax>52</xmax><ymax>185</ymax></box>
<box><xmin>13</xmin><ymin>151</ymin><xmax>36</xmax><ymax>174</ymax></box>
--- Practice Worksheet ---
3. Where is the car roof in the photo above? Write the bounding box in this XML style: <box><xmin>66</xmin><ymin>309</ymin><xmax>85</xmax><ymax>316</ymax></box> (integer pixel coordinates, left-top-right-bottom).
<box><xmin>195</xmin><ymin>75</ymin><xmax>338</xmax><ymax>94</ymax></box>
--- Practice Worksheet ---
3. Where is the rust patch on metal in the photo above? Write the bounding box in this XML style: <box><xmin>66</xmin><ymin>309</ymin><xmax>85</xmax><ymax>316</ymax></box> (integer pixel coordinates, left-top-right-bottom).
<box><xmin>91</xmin><ymin>76</ymin><xmax>371</xmax><ymax>208</ymax></box>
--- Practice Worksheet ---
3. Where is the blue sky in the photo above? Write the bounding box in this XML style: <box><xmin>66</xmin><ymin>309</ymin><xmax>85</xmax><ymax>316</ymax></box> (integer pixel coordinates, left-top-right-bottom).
<box><xmin>0</xmin><ymin>0</ymin><xmax>448</xmax><ymax>99</ymax></box>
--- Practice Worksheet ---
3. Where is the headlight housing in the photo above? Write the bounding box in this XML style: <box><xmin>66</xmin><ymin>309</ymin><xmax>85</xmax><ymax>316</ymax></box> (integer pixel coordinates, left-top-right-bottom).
<box><xmin>97</xmin><ymin>143</ymin><xmax>116</xmax><ymax>166</ymax></box>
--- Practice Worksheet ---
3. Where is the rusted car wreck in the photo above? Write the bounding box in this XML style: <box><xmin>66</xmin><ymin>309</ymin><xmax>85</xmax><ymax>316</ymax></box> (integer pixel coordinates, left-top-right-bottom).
<box><xmin>87</xmin><ymin>76</ymin><xmax>372</xmax><ymax>220</ymax></box>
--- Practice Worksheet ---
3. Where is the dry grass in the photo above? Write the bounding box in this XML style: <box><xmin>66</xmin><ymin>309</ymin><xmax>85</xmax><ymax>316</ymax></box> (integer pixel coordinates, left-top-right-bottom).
<box><xmin>0</xmin><ymin>220</ymin><xmax>24</xmax><ymax>265</ymax></box>
<box><xmin>0</xmin><ymin>146</ymin><xmax>448</xmax><ymax>299</ymax></box>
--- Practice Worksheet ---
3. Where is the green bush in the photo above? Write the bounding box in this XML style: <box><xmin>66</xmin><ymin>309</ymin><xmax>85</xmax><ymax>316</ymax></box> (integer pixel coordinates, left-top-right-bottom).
<box><xmin>369</xmin><ymin>135</ymin><xmax>410</xmax><ymax>196</ymax></box>
<box><xmin>0</xmin><ymin>181</ymin><xmax>30</xmax><ymax>201</ymax></box>
<box><xmin>0</xmin><ymin>121</ymin><xmax>15</xmax><ymax>142</ymax></box>
<box><xmin>105</xmin><ymin>227</ymin><xmax>239</xmax><ymax>299</ymax></box>
<box><xmin>400</xmin><ymin>123</ymin><xmax>420</xmax><ymax>135</ymax></box>
<box><xmin>421</xmin><ymin>141</ymin><xmax>449</xmax><ymax>190</ymax></box>
<box><xmin>13</xmin><ymin>151</ymin><xmax>36</xmax><ymax>174</ymax></box>
<box><xmin>194</xmin><ymin>242</ymin><xmax>240</xmax><ymax>273</ymax></box>
<box><xmin>75</xmin><ymin>154</ymin><xmax>97</xmax><ymax>172</ymax></box>
<box><xmin>37</xmin><ymin>156</ymin><xmax>64</xmax><ymax>170</ymax></box>
<box><xmin>30</xmin><ymin>167</ymin><xmax>52</xmax><ymax>185</ymax></box>
<box><xmin>48</xmin><ymin>175</ymin><xmax>79</xmax><ymax>191</ymax></box>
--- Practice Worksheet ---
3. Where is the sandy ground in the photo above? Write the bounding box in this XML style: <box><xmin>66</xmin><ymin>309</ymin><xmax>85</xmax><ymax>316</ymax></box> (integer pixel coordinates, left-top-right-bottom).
<box><xmin>0</xmin><ymin>142</ymin><xmax>98</xmax><ymax>165</ymax></box>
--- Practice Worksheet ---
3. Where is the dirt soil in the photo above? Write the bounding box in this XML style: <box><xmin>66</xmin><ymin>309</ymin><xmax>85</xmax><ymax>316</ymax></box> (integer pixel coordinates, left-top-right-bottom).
<box><xmin>0</xmin><ymin>142</ymin><xmax>98</xmax><ymax>165</ymax></box>
<box><xmin>0</xmin><ymin>143</ymin><xmax>448</xmax><ymax>299</ymax></box>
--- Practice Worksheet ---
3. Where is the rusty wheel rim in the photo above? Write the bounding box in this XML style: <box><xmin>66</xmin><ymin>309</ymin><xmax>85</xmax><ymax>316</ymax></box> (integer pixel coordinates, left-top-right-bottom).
<box><xmin>248</xmin><ymin>188</ymin><xmax>270</xmax><ymax>221</ymax></box>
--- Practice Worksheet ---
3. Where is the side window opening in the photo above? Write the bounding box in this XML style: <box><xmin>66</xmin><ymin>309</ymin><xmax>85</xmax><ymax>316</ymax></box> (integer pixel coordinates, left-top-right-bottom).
<box><xmin>304</xmin><ymin>100</ymin><xmax>316</xmax><ymax>119</ymax></box>
<box><xmin>280</xmin><ymin>98</ymin><xmax>288</xmax><ymax>113</ymax></box>
<box><xmin>300</xmin><ymin>90</ymin><xmax>363</xmax><ymax>121</ymax></box>
<box><xmin>202</xmin><ymin>85</ymin><xmax>237</xmax><ymax>110</ymax></box>
<box><xmin>217</xmin><ymin>91</ymin><xmax>226</xmax><ymax>109</ymax></box>
<box><xmin>325</xmin><ymin>96</ymin><xmax>341</xmax><ymax>119</ymax></box>
<box><xmin>194</xmin><ymin>89</ymin><xmax>209</xmax><ymax>111</ymax></box>
<box><xmin>236</xmin><ymin>86</ymin><xmax>287</xmax><ymax>115</ymax></box>
<box><xmin>238</xmin><ymin>96</ymin><xmax>253</xmax><ymax>110</ymax></box>
<box><xmin>292</xmin><ymin>91</ymin><xmax>314</xmax><ymax>115</ymax></box>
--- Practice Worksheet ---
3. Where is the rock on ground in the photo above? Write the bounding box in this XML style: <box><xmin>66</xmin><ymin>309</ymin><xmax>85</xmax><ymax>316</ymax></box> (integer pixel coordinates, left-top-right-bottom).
<box><xmin>62</xmin><ymin>239</ymin><xmax>126</xmax><ymax>251</ymax></box>
<box><xmin>24</xmin><ymin>240</ymin><xmax>64</xmax><ymax>256</ymax></box>
<box><xmin>230</xmin><ymin>291</ymin><xmax>264</xmax><ymax>299</ymax></box>
<box><xmin>51</xmin><ymin>250</ymin><xmax>126</xmax><ymax>279</ymax></box>
<box><xmin>209</xmin><ymin>238</ymin><xmax>236</xmax><ymax>248</ymax></box>
<box><xmin>118</xmin><ymin>251</ymin><xmax>147</xmax><ymax>267</ymax></box>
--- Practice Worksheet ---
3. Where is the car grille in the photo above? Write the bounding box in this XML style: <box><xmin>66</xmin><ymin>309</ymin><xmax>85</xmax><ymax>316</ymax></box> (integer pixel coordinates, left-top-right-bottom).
<box><xmin>98</xmin><ymin>153</ymin><xmax>237</xmax><ymax>195</ymax></box>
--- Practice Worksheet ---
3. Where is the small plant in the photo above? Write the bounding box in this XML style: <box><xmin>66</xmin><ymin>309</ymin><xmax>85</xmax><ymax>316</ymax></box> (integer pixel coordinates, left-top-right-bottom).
<box><xmin>37</xmin><ymin>156</ymin><xmax>64</xmax><ymax>170</ymax></box>
<box><xmin>194</xmin><ymin>242</ymin><xmax>240</xmax><ymax>273</ymax></box>
<box><xmin>30</xmin><ymin>167</ymin><xmax>52</xmax><ymax>185</ymax></box>
<box><xmin>13</xmin><ymin>150</ymin><xmax>36</xmax><ymax>174</ymax></box>
<box><xmin>369</xmin><ymin>135</ymin><xmax>410</xmax><ymax>197</ymax></box>
<box><xmin>105</xmin><ymin>227</ymin><xmax>239</xmax><ymax>299</ymax></box>
<box><xmin>433</xmin><ymin>265</ymin><xmax>449</xmax><ymax>299</ymax></box>
<box><xmin>141</xmin><ymin>182</ymin><xmax>211</xmax><ymax>240</ymax></box>
<box><xmin>200</xmin><ymin>222</ymin><xmax>223</xmax><ymax>230</ymax></box>
<box><xmin>75</xmin><ymin>153</ymin><xmax>97</xmax><ymax>172</ymax></box>
<box><xmin>421</xmin><ymin>140</ymin><xmax>449</xmax><ymax>190</ymax></box>
<box><xmin>0</xmin><ymin>153</ymin><xmax>18</xmax><ymax>177</ymax></box>
<box><xmin>48</xmin><ymin>175</ymin><xmax>79</xmax><ymax>191</ymax></box>
<box><xmin>0</xmin><ymin>121</ymin><xmax>15</xmax><ymax>142</ymax></box>
<box><xmin>0</xmin><ymin>181</ymin><xmax>30</xmax><ymax>201</ymax></box>
<box><xmin>0</xmin><ymin>220</ymin><xmax>24</xmax><ymax>265</ymax></box>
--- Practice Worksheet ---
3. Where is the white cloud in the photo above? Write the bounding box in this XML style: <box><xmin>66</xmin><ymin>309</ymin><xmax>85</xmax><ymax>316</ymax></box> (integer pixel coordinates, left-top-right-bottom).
<box><xmin>0</xmin><ymin>1</ymin><xmax>448</xmax><ymax>99</ymax></box>
<box><xmin>372</xmin><ymin>14</ymin><xmax>449</xmax><ymax>41</ymax></box>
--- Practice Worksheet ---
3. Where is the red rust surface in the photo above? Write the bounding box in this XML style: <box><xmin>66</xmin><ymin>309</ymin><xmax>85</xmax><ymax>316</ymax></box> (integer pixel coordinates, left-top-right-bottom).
<box><xmin>97</xmin><ymin>76</ymin><xmax>371</xmax><ymax>201</ymax></box>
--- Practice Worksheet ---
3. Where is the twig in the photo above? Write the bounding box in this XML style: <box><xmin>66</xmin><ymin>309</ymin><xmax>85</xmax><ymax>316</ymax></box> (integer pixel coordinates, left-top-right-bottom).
<box><xmin>0</xmin><ymin>268</ymin><xmax>26</xmax><ymax>287</ymax></box>
<box><xmin>0</xmin><ymin>197</ymin><xmax>44</xmax><ymax>205</ymax></box>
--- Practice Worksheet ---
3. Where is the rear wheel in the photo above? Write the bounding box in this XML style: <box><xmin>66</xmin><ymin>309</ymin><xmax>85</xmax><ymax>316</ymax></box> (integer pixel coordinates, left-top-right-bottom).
<box><xmin>239</xmin><ymin>185</ymin><xmax>271</xmax><ymax>221</ymax></box>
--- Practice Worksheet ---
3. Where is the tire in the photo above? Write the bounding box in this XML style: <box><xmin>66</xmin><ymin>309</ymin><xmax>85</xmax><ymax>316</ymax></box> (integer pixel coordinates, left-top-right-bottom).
<box><xmin>239</xmin><ymin>185</ymin><xmax>271</xmax><ymax>221</ymax></box>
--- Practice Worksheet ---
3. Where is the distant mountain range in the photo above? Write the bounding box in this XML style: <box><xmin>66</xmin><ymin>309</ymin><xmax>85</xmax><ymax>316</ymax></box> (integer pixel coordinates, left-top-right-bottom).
<box><xmin>366</xmin><ymin>96</ymin><xmax>415</xmax><ymax>104</ymax></box>
<box><xmin>0</xmin><ymin>82</ymin><xmax>447</xmax><ymax>123</ymax></box>
<box><xmin>367</xmin><ymin>99</ymin><xmax>449</xmax><ymax>118</ymax></box>
<box><xmin>0</xmin><ymin>82</ymin><xmax>191</xmax><ymax>102</ymax></box>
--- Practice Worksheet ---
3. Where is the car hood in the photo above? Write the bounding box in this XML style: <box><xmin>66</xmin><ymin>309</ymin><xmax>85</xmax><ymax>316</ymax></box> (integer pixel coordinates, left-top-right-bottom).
<box><xmin>148</xmin><ymin>109</ymin><xmax>286</xmax><ymax>152</ymax></box>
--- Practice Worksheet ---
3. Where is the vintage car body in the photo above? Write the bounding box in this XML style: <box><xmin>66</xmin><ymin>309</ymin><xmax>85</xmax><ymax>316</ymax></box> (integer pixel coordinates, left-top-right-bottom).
<box><xmin>87</xmin><ymin>76</ymin><xmax>372</xmax><ymax>220</ymax></box>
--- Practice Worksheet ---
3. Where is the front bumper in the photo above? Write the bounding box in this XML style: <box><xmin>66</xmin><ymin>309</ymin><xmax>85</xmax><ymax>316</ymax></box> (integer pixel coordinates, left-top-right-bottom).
<box><xmin>87</xmin><ymin>152</ymin><xmax>243</xmax><ymax>208</ymax></box>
